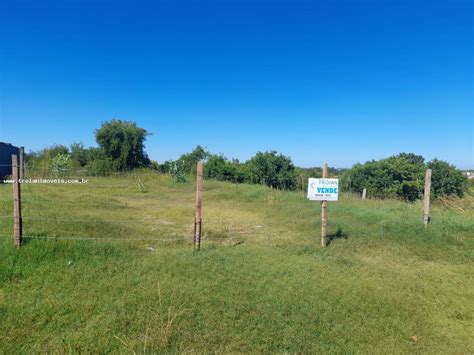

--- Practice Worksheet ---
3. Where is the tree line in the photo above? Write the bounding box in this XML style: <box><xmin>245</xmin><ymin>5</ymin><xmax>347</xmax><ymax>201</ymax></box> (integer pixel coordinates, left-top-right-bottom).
<box><xmin>339</xmin><ymin>153</ymin><xmax>468</xmax><ymax>201</ymax></box>
<box><xmin>25</xmin><ymin>120</ymin><xmax>468</xmax><ymax>200</ymax></box>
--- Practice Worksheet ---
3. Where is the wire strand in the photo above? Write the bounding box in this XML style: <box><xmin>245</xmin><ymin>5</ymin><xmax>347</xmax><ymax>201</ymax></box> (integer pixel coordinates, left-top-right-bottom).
<box><xmin>0</xmin><ymin>234</ymin><xmax>193</xmax><ymax>242</ymax></box>
<box><xmin>17</xmin><ymin>198</ymin><xmax>132</xmax><ymax>208</ymax></box>
<box><xmin>0</xmin><ymin>215</ymin><xmax>193</xmax><ymax>225</ymax></box>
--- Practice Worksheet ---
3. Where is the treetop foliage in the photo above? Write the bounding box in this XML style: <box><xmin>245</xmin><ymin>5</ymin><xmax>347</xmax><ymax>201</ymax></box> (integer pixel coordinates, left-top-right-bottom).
<box><xmin>340</xmin><ymin>153</ymin><xmax>467</xmax><ymax>200</ymax></box>
<box><xmin>95</xmin><ymin>119</ymin><xmax>150</xmax><ymax>171</ymax></box>
<box><xmin>26</xmin><ymin>120</ymin><xmax>153</xmax><ymax>176</ymax></box>
<box><xmin>23</xmin><ymin>122</ymin><xmax>468</xmax><ymax>201</ymax></box>
<box><xmin>246</xmin><ymin>151</ymin><xmax>297</xmax><ymax>190</ymax></box>
<box><xmin>161</xmin><ymin>147</ymin><xmax>297</xmax><ymax>189</ymax></box>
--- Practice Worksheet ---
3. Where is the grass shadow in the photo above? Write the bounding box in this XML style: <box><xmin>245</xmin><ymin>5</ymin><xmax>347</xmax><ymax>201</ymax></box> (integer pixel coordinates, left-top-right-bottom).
<box><xmin>327</xmin><ymin>226</ymin><xmax>348</xmax><ymax>246</ymax></box>
<box><xmin>20</xmin><ymin>236</ymin><xmax>34</xmax><ymax>247</ymax></box>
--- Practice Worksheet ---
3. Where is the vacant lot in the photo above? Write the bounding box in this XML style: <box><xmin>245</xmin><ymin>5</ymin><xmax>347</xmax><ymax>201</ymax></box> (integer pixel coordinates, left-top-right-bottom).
<box><xmin>0</xmin><ymin>174</ymin><xmax>473</xmax><ymax>353</ymax></box>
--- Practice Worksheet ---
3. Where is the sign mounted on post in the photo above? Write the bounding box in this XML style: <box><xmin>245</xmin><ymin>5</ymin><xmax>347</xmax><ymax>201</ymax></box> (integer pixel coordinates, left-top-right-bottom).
<box><xmin>309</xmin><ymin>164</ymin><xmax>337</xmax><ymax>247</ymax></box>
<box><xmin>307</xmin><ymin>178</ymin><xmax>339</xmax><ymax>201</ymax></box>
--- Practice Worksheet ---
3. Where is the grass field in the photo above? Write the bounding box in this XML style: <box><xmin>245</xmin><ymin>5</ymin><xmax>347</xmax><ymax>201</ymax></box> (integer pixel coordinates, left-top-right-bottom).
<box><xmin>1</xmin><ymin>174</ymin><xmax>473</xmax><ymax>353</ymax></box>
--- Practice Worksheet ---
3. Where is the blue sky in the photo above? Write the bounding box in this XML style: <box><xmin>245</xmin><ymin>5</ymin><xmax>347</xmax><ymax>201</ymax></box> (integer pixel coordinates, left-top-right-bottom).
<box><xmin>1</xmin><ymin>0</ymin><xmax>472</xmax><ymax>168</ymax></box>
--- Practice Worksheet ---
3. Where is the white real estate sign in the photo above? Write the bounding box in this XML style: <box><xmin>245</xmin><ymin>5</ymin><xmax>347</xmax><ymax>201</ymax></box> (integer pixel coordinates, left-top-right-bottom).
<box><xmin>307</xmin><ymin>178</ymin><xmax>339</xmax><ymax>201</ymax></box>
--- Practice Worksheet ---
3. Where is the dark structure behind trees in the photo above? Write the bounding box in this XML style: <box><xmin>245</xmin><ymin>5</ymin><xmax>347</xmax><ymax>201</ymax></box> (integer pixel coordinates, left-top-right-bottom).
<box><xmin>0</xmin><ymin>142</ymin><xmax>20</xmax><ymax>180</ymax></box>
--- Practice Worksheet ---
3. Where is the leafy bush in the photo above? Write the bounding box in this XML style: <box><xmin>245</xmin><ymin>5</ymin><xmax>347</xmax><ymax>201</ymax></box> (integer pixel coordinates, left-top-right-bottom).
<box><xmin>69</xmin><ymin>143</ymin><xmax>99</xmax><ymax>168</ymax></box>
<box><xmin>170</xmin><ymin>161</ymin><xmax>187</xmax><ymax>182</ymax></box>
<box><xmin>296</xmin><ymin>167</ymin><xmax>323</xmax><ymax>191</ymax></box>
<box><xmin>51</xmin><ymin>153</ymin><xmax>72</xmax><ymax>177</ymax></box>
<box><xmin>26</xmin><ymin>145</ymin><xmax>70</xmax><ymax>176</ymax></box>
<box><xmin>26</xmin><ymin>120</ymin><xmax>153</xmax><ymax>177</ymax></box>
<box><xmin>149</xmin><ymin>160</ymin><xmax>160</xmax><ymax>171</ymax></box>
<box><xmin>175</xmin><ymin>146</ymin><xmax>207</xmax><ymax>175</ymax></box>
<box><xmin>165</xmin><ymin>148</ymin><xmax>298</xmax><ymax>190</ymax></box>
<box><xmin>427</xmin><ymin>159</ymin><xmax>468</xmax><ymax>198</ymax></box>
<box><xmin>246</xmin><ymin>151</ymin><xmax>297</xmax><ymax>190</ymax></box>
<box><xmin>204</xmin><ymin>154</ymin><xmax>247</xmax><ymax>183</ymax></box>
<box><xmin>84</xmin><ymin>158</ymin><xmax>117</xmax><ymax>176</ymax></box>
<box><xmin>340</xmin><ymin>153</ymin><xmax>467</xmax><ymax>200</ymax></box>
<box><xmin>159</xmin><ymin>146</ymin><xmax>208</xmax><ymax>178</ymax></box>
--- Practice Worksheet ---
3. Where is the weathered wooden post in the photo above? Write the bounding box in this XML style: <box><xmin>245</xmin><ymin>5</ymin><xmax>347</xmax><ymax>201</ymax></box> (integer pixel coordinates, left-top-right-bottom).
<box><xmin>362</xmin><ymin>188</ymin><xmax>367</xmax><ymax>199</ymax></box>
<box><xmin>307</xmin><ymin>164</ymin><xmax>338</xmax><ymax>247</ymax></box>
<box><xmin>423</xmin><ymin>169</ymin><xmax>432</xmax><ymax>227</ymax></box>
<box><xmin>194</xmin><ymin>161</ymin><xmax>203</xmax><ymax>251</ymax></box>
<box><xmin>12</xmin><ymin>154</ymin><xmax>22</xmax><ymax>248</ymax></box>
<box><xmin>321</xmin><ymin>163</ymin><xmax>328</xmax><ymax>247</ymax></box>
<box><xmin>19</xmin><ymin>146</ymin><xmax>25</xmax><ymax>180</ymax></box>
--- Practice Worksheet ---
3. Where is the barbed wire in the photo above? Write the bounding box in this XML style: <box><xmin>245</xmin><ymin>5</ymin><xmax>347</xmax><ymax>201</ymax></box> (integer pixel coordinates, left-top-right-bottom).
<box><xmin>0</xmin><ymin>215</ymin><xmax>189</xmax><ymax>225</ymax></box>
<box><xmin>0</xmin><ymin>228</ymin><xmax>275</xmax><ymax>242</ymax></box>
<box><xmin>0</xmin><ymin>234</ymin><xmax>194</xmax><ymax>242</ymax></box>
<box><xmin>10</xmin><ymin>168</ymin><xmax>162</xmax><ymax>176</ymax></box>
<box><xmin>0</xmin><ymin>222</ymin><xmax>394</xmax><ymax>245</ymax></box>
<box><xmin>0</xmin><ymin>215</ymin><xmax>267</xmax><ymax>237</ymax></box>
<box><xmin>0</xmin><ymin>230</ymin><xmax>378</xmax><ymax>243</ymax></box>
<box><xmin>12</xmin><ymin>184</ymin><xmax>156</xmax><ymax>190</ymax></box>
<box><xmin>54</xmin><ymin>171</ymin><xmax>161</xmax><ymax>176</ymax></box>
<box><xmin>9</xmin><ymin>198</ymin><xmax>132</xmax><ymax>208</ymax></box>
<box><xmin>3</xmin><ymin>197</ymin><xmax>119</xmax><ymax>205</ymax></box>
<box><xmin>0</xmin><ymin>230</ymin><xmax>266</xmax><ymax>242</ymax></box>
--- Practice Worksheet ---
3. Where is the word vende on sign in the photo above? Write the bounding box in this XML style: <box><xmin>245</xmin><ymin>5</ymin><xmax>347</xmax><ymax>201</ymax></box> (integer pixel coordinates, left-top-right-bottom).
<box><xmin>307</xmin><ymin>178</ymin><xmax>339</xmax><ymax>201</ymax></box>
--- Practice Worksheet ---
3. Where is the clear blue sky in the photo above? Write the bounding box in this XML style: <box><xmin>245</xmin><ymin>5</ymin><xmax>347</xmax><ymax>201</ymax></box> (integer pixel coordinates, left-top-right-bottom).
<box><xmin>1</xmin><ymin>0</ymin><xmax>472</xmax><ymax>168</ymax></box>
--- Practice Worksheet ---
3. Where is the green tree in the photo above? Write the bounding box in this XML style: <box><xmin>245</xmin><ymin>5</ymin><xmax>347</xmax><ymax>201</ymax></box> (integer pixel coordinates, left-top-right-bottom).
<box><xmin>174</xmin><ymin>145</ymin><xmax>207</xmax><ymax>175</ymax></box>
<box><xmin>70</xmin><ymin>143</ymin><xmax>93</xmax><ymax>167</ymax></box>
<box><xmin>340</xmin><ymin>153</ymin><xmax>426</xmax><ymax>200</ymax></box>
<box><xmin>204</xmin><ymin>154</ymin><xmax>247</xmax><ymax>183</ymax></box>
<box><xmin>95</xmin><ymin>120</ymin><xmax>150</xmax><ymax>171</ymax></box>
<box><xmin>396</xmin><ymin>153</ymin><xmax>425</xmax><ymax>165</ymax></box>
<box><xmin>246</xmin><ymin>151</ymin><xmax>297</xmax><ymax>190</ymax></box>
<box><xmin>427</xmin><ymin>159</ymin><xmax>468</xmax><ymax>198</ymax></box>
<box><xmin>25</xmin><ymin>145</ymin><xmax>69</xmax><ymax>176</ymax></box>
<box><xmin>340</xmin><ymin>153</ymin><xmax>467</xmax><ymax>201</ymax></box>
<box><xmin>295</xmin><ymin>167</ymin><xmax>323</xmax><ymax>191</ymax></box>
<box><xmin>158</xmin><ymin>160</ymin><xmax>173</xmax><ymax>174</ymax></box>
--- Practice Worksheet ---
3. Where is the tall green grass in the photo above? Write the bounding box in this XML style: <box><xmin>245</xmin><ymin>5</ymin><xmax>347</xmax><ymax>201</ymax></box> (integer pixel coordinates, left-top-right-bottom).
<box><xmin>0</xmin><ymin>175</ymin><xmax>472</xmax><ymax>353</ymax></box>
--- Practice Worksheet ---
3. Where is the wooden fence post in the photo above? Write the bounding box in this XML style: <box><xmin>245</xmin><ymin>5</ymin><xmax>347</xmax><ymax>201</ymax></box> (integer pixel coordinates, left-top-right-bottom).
<box><xmin>194</xmin><ymin>161</ymin><xmax>203</xmax><ymax>251</ymax></box>
<box><xmin>19</xmin><ymin>146</ymin><xmax>25</xmax><ymax>180</ymax></box>
<box><xmin>362</xmin><ymin>188</ymin><xmax>367</xmax><ymax>199</ymax></box>
<box><xmin>321</xmin><ymin>163</ymin><xmax>328</xmax><ymax>247</ymax></box>
<box><xmin>12</xmin><ymin>154</ymin><xmax>22</xmax><ymax>248</ymax></box>
<box><xmin>423</xmin><ymin>169</ymin><xmax>432</xmax><ymax>227</ymax></box>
